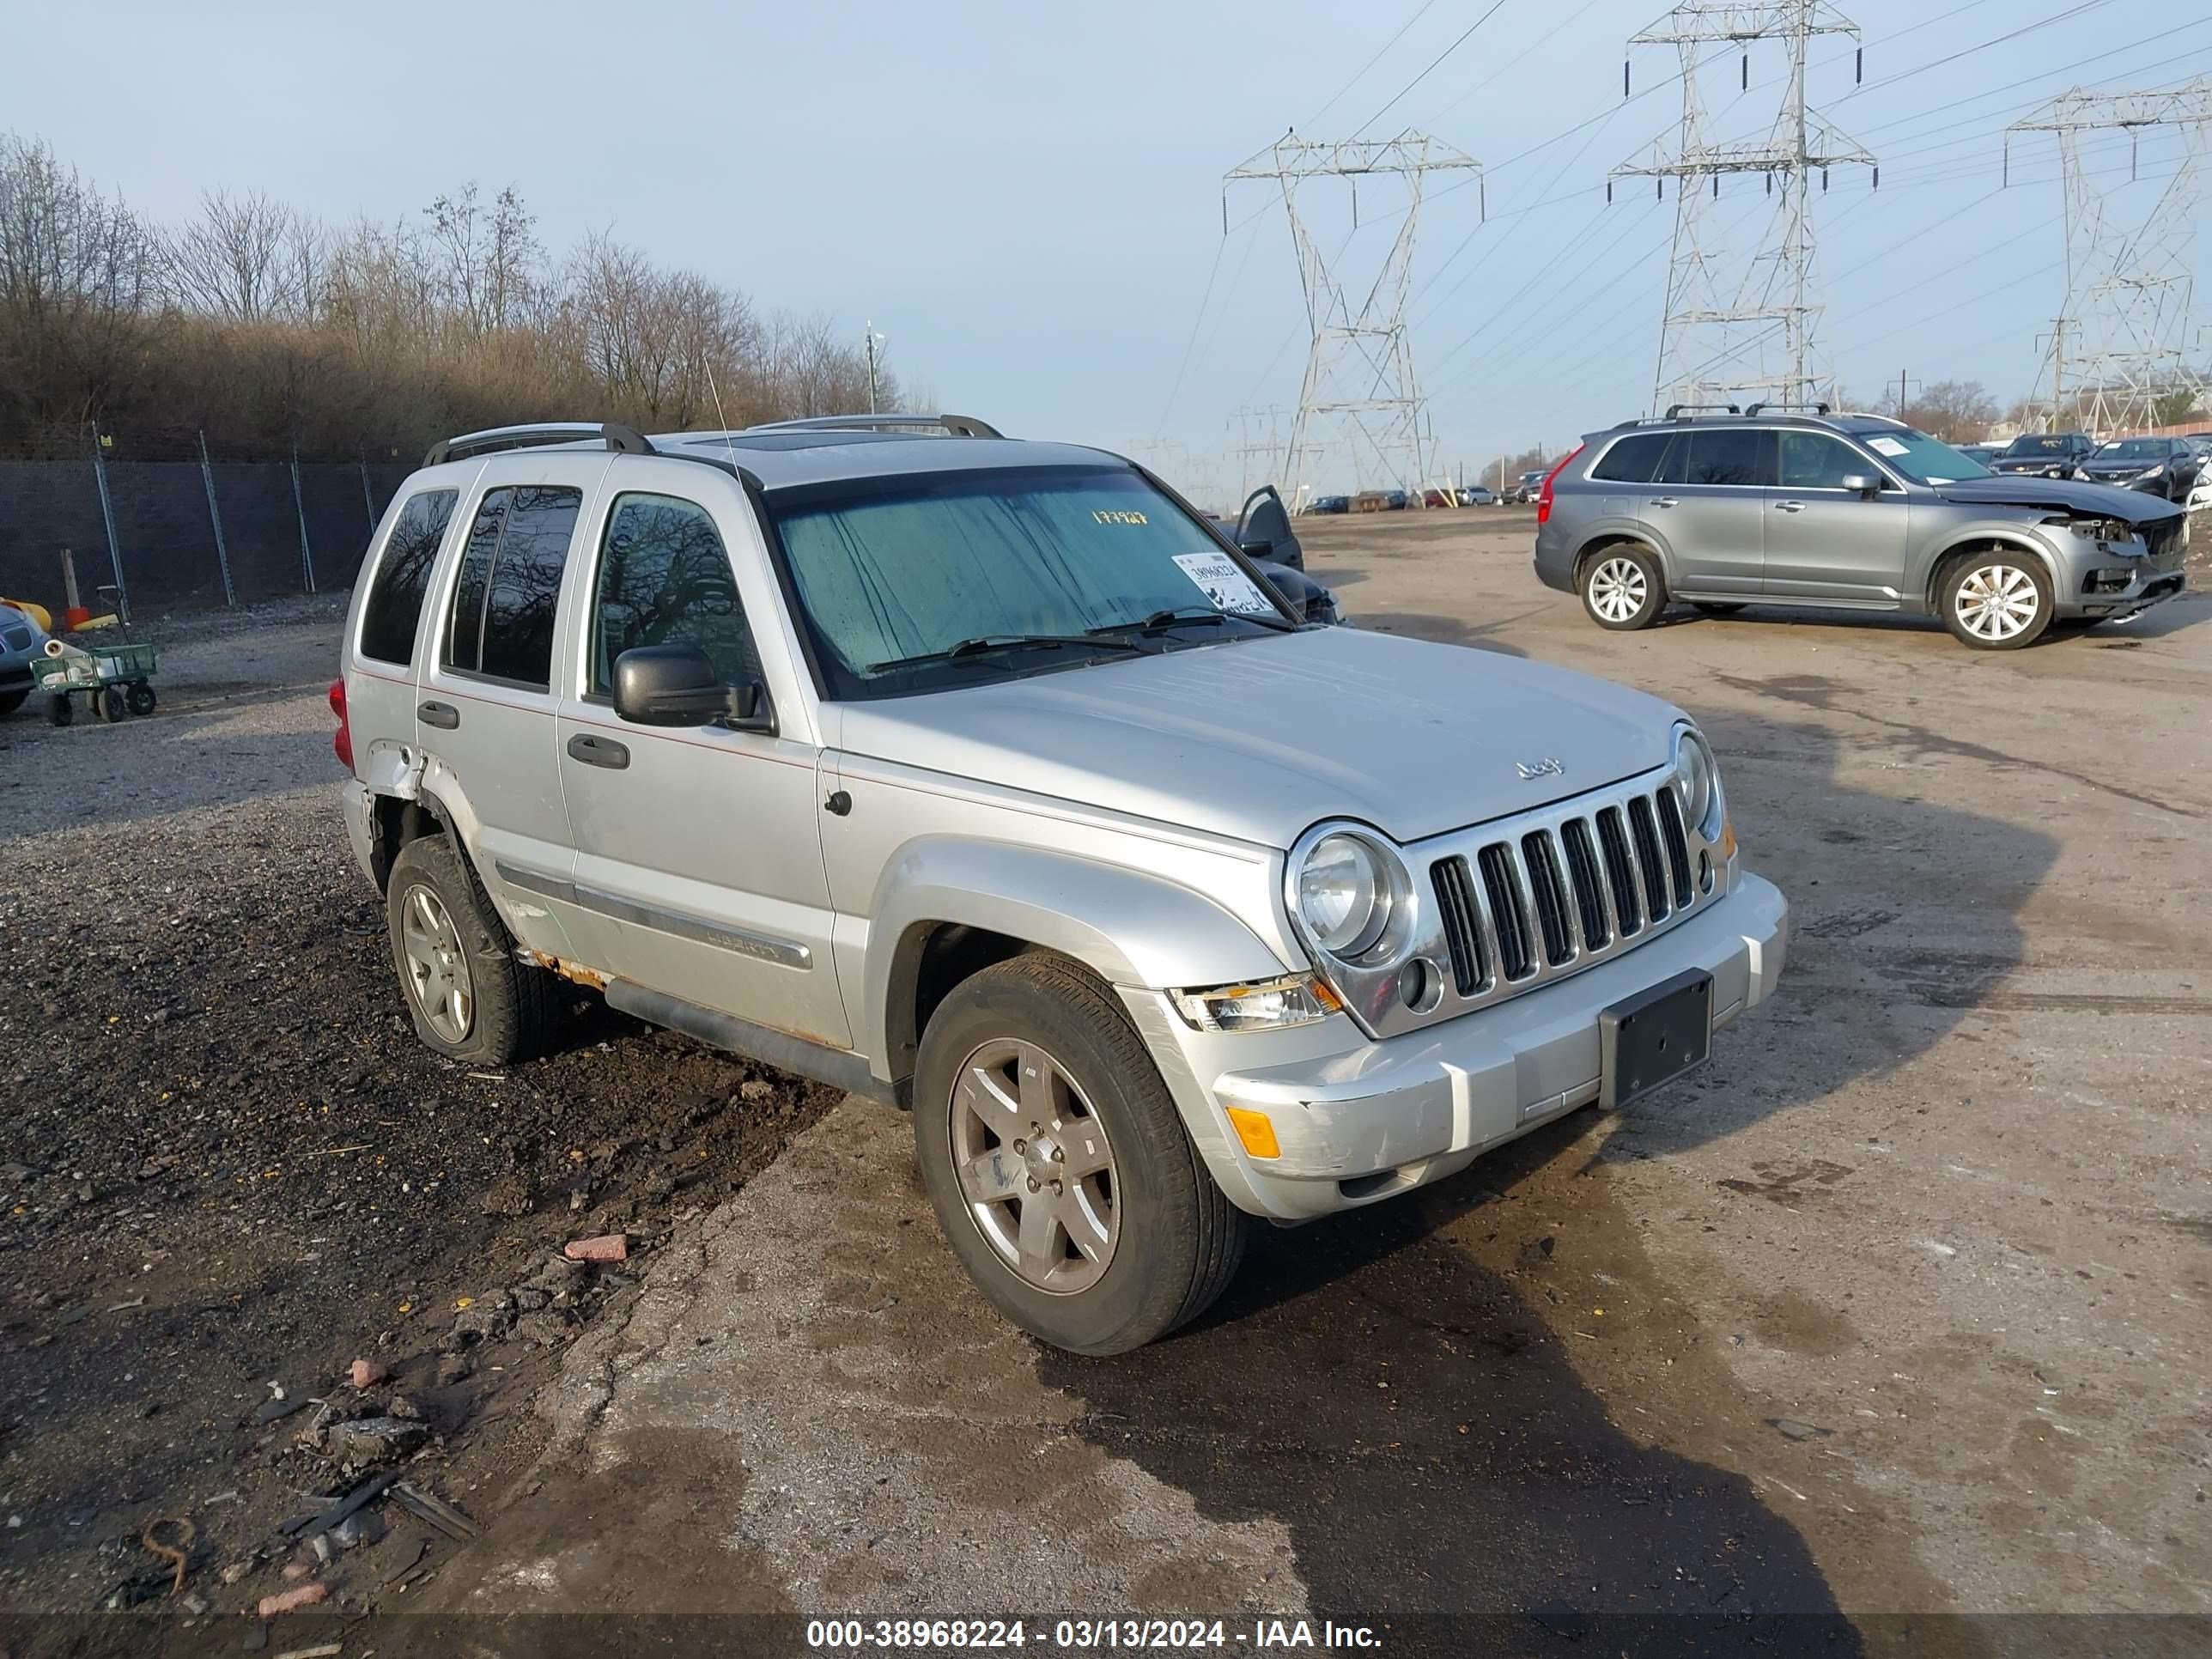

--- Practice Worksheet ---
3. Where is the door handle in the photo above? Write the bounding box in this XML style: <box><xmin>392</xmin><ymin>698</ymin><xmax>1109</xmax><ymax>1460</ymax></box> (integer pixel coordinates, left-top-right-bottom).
<box><xmin>1775</xmin><ymin>500</ymin><xmax>1807</xmax><ymax>512</ymax></box>
<box><xmin>417</xmin><ymin>700</ymin><xmax>459</xmax><ymax>729</ymax></box>
<box><xmin>567</xmin><ymin>732</ymin><xmax>630</xmax><ymax>770</ymax></box>
<box><xmin>1649</xmin><ymin>496</ymin><xmax>1678</xmax><ymax>508</ymax></box>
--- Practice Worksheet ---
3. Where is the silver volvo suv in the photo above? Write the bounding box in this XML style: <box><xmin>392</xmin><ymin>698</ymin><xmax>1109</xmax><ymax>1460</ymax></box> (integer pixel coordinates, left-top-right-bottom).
<box><xmin>333</xmin><ymin>414</ymin><xmax>1789</xmax><ymax>1352</ymax></box>
<box><xmin>1533</xmin><ymin>405</ymin><xmax>2187</xmax><ymax>649</ymax></box>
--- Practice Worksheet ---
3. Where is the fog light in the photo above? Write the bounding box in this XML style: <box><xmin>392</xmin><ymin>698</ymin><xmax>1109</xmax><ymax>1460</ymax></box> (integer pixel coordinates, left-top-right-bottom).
<box><xmin>2085</xmin><ymin>567</ymin><xmax>2133</xmax><ymax>594</ymax></box>
<box><xmin>1224</xmin><ymin>1105</ymin><xmax>1281</xmax><ymax>1160</ymax></box>
<box><xmin>1698</xmin><ymin>849</ymin><xmax>1713</xmax><ymax>893</ymax></box>
<box><xmin>1397</xmin><ymin>957</ymin><xmax>1441</xmax><ymax>1012</ymax></box>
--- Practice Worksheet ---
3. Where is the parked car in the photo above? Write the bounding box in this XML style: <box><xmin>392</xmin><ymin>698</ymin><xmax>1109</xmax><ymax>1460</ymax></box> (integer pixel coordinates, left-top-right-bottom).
<box><xmin>1383</xmin><ymin>489</ymin><xmax>1409</xmax><ymax>510</ymax></box>
<box><xmin>1533</xmin><ymin>406</ymin><xmax>2185</xmax><ymax>650</ymax></box>
<box><xmin>1224</xmin><ymin>484</ymin><xmax>1341</xmax><ymax>623</ymax></box>
<box><xmin>1510</xmin><ymin>469</ymin><xmax>1549</xmax><ymax>503</ymax></box>
<box><xmin>1422</xmin><ymin>487</ymin><xmax>1455</xmax><ymax>508</ymax></box>
<box><xmin>1304</xmin><ymin>494</ymin><xmax>1350</xmax><ymax>515</ymax></box>
<box><xmin>1458</xmin><ymin>484</ymin><xmax>1496</xmax><ymax>506</ymax></box>
<box><xmin>2075</xmin><ymin>435</ymin><xmax>2203</xmax><ymax>504</ymax></box>
<box><xmin>1986</xmin><ymin>431</ymin><xmax>2095</xmax><ymax>478</ymax></box>
<box><xmin>0</xmin><ymin>604</ymin><xmax>52</xmax><ymax>717</ymax></box>
<box><xmin>1957</xmin><ymin>443</ymin><xmax>2001</xmax><ymax>465</ymax></box>
<box><xmin>333</xmin><ymin>411</ymin><xmax>1786</xmax><ymax>1353</ymax></box>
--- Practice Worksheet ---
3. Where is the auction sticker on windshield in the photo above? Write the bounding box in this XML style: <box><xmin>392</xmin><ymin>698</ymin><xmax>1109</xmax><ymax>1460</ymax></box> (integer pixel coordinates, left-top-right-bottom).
<box><xmin>1866</xmin><ymin>436</ymin><xmax>1909</xmax><ymax>458</ymax></box>
<box><xmin>1172</xmin><ymin>550</ymin><xmax>1276</xmax><ymax>614</ymax></box>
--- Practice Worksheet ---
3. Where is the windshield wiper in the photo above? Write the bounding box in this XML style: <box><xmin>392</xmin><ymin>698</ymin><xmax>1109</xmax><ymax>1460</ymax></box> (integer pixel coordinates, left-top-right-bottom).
<box><xmin>866</xmin><ymin>634</ymin><xmax>1144</xmax><ymax>674</ymax></box>
<box><xmin>1089</xmin><ymin>606</ymin><xmax>1297</xmax><ymax>639</ymax></box>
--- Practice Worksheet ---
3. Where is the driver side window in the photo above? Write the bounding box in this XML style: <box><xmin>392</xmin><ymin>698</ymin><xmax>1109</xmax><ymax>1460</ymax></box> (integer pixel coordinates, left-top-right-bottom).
<box><xmin>1778</xmin><ymin>433</ymin><xmax>1866</xmax><ymax>490</ymax></box>
<box><xmin>588</xmin><ymin>493</ymin><xmax>760</xmax><ymax>698</ymax></box>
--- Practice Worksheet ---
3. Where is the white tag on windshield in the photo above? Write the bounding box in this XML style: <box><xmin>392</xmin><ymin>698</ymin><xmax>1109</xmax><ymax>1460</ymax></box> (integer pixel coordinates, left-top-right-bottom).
<box><xmin>1173</xmin><ymin>550</ymin><xmax>1276</xmax><ymax>614</ymax></box>
<box><xmin>1867</xmin><ymin>436</ymin><xmax>1909</xmax><ymax>458</ymax></box>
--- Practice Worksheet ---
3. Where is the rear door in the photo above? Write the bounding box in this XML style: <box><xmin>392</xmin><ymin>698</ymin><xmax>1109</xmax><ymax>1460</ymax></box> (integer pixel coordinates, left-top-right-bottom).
<box><xmin>552</xmin><ymin>474</ymin><xmax>851</xmax><ymax>1048</ymax></box>
<box><xmin>417</xmin><ymin>457</ymin><xmax>607</xmax><ymax>962</ymax></box>
<box><xmin>347</xmin><ymin>483</ymin><xmax>462</xmax><ymax>780</ymax></box>
<box><xmin>1761</xmin><ymin>431</ymin><xmax>1911</xmax><ymax>605</ymax></box>
<box><xmin>1644</xmin><ymin>428</ymin><xmax>1772</xmax><ymax>596</ymax></box>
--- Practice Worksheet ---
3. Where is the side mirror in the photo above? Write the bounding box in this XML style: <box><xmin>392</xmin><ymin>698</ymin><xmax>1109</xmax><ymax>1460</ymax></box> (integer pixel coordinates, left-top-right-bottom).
<box><xmin>1234</xmin><ymin>484</ymin><xmax>1304</xmax><ymax>569</ymax></box>
<box><xmin>1258</xmin><ymin>565</ymin><xmax>1340</xmax><ymax>626</ymax></box>
<box><xmin>612</xmin><ymin>645</ymin><xmax>775</xmax><ymax>733</ymax></box>
<box><xmin>1839</xmin><ymin>473</ymin><xmax>1880</xmax><ymax>499</ymax></box>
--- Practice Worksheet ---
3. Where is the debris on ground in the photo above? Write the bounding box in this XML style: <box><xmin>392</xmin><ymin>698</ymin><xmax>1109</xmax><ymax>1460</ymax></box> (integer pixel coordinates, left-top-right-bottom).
<box><xmin>562</xmin><ymin>1232</ymin><xmax>629</xmax><ymax>1262</ymax></box>
<box><xmin>1771</xmin><ymin>1417</ymin><xmax>1832</xmax><ymax>1442</ymax></box>
<box><xmin>257</xmin><ymin>1581</ymin><xmax>328</xmax><ymax>1618</ymax></box>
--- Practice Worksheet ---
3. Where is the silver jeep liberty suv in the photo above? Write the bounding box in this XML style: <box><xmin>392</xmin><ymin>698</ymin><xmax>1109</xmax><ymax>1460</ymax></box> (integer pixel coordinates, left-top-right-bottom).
<box><xmin>333</xmin><ymin>413</ymin><xmax>1789</xmax><ymax>1352</ymax></box>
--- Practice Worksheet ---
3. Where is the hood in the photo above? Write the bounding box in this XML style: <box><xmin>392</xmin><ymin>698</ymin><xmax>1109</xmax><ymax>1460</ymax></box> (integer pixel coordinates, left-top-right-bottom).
<box><xmin>834</xmin><ymin>626</ymin><xmax>1677</xmax><ymax>849</ymax></box>
<box><xmin>1931</xmin><ymin>474</ymin><xmax>2184</xmax><ymax>525</ymax></box>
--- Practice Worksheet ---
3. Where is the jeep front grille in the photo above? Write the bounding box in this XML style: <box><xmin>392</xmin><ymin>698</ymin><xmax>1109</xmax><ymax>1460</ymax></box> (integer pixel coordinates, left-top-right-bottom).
<box><xmin>1431</xmin><ymin>773</ymin><xmax>1707</xmax><ymax>1010</ymax></box>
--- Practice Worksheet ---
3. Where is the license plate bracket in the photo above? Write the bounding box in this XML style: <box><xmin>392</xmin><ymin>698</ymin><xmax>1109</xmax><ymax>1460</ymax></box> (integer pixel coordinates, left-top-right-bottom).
<box><xmin>1600</xmin><ymin>969</ymin><xmax>1713</xmax><ymax>1109</ymax></box>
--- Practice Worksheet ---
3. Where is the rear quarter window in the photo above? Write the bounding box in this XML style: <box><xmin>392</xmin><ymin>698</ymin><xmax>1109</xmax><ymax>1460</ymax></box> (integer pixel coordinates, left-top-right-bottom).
<box><xmin>358</xmin><ymin>489</ymin><xmax>457</xmax><ymax>665</ymax></box>
<box><xmin>1589</xmin><ymin>433</ymin><xmax>1669</xmax><ymax>483</ymax></box>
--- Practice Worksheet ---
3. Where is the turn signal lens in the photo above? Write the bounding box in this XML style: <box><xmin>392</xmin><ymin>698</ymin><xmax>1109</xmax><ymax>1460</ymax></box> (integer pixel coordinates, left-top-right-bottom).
<box><xmin>1224</xmin><ymin>1105</ymin><xmax>1282</xmax><ymax>1160</ymax></box>
<box><xmin>1170</xmin><ymin>974</ymin><xmax>1340</xmax><ymax>1033</ymax></box>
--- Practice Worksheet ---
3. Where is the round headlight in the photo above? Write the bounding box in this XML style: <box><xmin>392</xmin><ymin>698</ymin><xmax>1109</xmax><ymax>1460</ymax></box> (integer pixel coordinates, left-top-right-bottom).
<box><xmin>1674</xmin><ymin>726</ymin><xmax>1717</xmax><ymax>833</ymax></box>
<box><xmin>1297</xmin><ymin>832</ymin><xmax>1393</xmax><ymax>957</ymax></box>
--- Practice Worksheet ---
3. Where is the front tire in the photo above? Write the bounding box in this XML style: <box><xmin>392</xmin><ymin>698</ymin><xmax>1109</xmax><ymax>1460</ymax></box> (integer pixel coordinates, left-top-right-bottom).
<box><xmin>913</xmin><ymin>954</ymin><xmax>1248</xmax><ymax>1354</ymax></box>
<box><xmin>385</xmin><ymin>835</ymin><xmax>563</xmax><ymax>1065</ymax></box>
<box><xmin>1578</xmin><ymin>544</ymin><xmax>1667</xmax><ymax>630</ymax></box>
<box><xmin>1942</xmin><ymin>552</ymin><xmax>2052</xmax><ymax>650</ymax></box>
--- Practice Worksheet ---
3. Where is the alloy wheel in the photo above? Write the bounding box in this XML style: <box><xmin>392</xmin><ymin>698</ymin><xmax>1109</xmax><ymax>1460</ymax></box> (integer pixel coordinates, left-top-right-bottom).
<box><xmin>950</xmin><ymin>1038</ymin><xmax>1120</xmax><ymax>1294</ymax></box>
<box><xmin>399</xmin><ymin>883</ymin><xmax>474</xmax><ymax>1043</ymax></box>
<box><xmin>1954</xmin><ymin>562</ymin><xmax>2041</xmax><ymax>642</ymax></box>
<box><xmin>1589</xmin><ymin>556</ymin><xmax>1648</xmax><ymax>623</ymax></box>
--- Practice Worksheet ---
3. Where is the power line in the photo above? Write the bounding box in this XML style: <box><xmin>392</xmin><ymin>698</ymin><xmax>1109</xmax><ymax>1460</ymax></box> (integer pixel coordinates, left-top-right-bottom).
<box><xmin>1304</xmin><ymin>0</ymin><xmax>1442</xmax><ymax>130</ymax></box>
<box><xmin>1354</xmin><ymin>0</ymin><xmax>1512</xmax><ymax>138</ymax></box>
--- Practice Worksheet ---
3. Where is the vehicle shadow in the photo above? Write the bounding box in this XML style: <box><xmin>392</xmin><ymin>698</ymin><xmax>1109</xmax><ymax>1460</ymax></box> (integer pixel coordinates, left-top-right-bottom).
<box><xmin>1042</xmin><ymin>715</ymin><xmax>2050</xmax><ymax>1654</ymax></box>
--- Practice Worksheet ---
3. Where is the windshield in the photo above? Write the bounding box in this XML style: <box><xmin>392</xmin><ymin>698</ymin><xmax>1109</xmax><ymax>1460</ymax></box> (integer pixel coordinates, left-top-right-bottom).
<box><xmin>1855</xmin><ymin>427</ymin><xmax>1991</xmax><ymax>485</ymax></box>
<box><xmin>765</xmin><ymin>465</ymin><xmax>1294</xmax><ymax>699</ymax></box>
<box><xmin>2001</xmin><ymin>434</ymin><xmax>2072</xmax><ymax>457</ymax></box>
<box><xmin>2092</xmin><ymin>439</ymin><xmax>2165</xmax><ymax>460</ymax></box>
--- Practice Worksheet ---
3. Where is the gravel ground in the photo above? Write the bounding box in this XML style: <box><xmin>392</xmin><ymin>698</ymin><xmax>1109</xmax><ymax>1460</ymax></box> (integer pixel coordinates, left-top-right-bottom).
<box><xmin>0</xmin><ymin>598</ymin><xmax>834</xmax><ymax>1621</ymax></box>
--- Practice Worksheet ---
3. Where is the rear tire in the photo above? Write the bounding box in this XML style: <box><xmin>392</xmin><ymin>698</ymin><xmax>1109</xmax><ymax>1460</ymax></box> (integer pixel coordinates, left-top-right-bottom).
<box><xmin>913</xmin><ymin>953</ymin><xmax>1248</xmax><ymax>1354</ymax></box>
<box><xmin>98</xmin><ymin>685</ymin><xmax>126</xmax><ymax>723</ymax></box>
<box><xmin>125</xmin><ymin>683</ymin><xmax>156</xmax><ymax>715</ymax></box>
<box><xmin>1941</xmin><ymin>551</ymin><xmax>2052</xmax><ymax>650</ymax></box>
<box><xmin>1578</xmin><ymin>544</ymin><xmax>1667</xmax><ymax>631</ymax></box>
<box><xmin>385</xmin><ymin>835</ymin><xmax>563</xmax><ymax>1065</ymax></box>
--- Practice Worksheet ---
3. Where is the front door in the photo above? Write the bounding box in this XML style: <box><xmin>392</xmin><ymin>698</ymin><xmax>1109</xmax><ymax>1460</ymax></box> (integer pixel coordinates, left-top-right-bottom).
<box><xmin>1761</xmin><ymin>431</ymin><xmax>1912</xmax><ymax>605</ymax></box>
<box><xmin>1644</xmin><ymin>428</ymin><xmax>1773</xmax><ymax>596</ymax></box>
<box><xmin>554</xmin><ymin>484</ymin><xmax>850</xmax><ymax>1048</ymax></box>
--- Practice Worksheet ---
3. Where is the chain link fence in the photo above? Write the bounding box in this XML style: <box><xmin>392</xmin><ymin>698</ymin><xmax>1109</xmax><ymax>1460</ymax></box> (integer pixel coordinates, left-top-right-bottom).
<box><xmin>0</xmin><ymin>434</ymin><xmax>416</xmax><ymax>617</ymax></box>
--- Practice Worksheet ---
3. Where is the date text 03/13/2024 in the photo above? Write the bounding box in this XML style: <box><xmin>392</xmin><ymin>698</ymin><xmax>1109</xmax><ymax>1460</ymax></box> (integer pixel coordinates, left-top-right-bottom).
<box><xmin>803</xmin><ymin>1619</ymin><xmax>1382</xmax><ymax>1650</ymax></box>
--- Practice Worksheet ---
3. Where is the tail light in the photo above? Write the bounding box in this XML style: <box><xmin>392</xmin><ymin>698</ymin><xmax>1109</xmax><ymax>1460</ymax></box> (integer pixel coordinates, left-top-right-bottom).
<box><xmin>329</xmin><ymin>678</ymin><xmax>353</xmax><ymax>771</ymax></box>
<box><xmin>1535</xmin><ymin>444</ymin><xmax>1584</xmax><ymax>526</ymax></box>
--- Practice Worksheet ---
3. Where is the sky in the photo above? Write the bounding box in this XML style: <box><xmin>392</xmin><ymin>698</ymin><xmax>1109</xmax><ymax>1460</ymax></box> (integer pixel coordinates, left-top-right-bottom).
<box><xmin>4</xmin><ymin>0</ymin><xmax>2205</xmax><ymax>506</ymax></box>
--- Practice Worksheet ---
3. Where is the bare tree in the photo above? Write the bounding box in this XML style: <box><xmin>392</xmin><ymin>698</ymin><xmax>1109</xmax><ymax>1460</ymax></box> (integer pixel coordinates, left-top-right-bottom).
<box><xmin>425</xmin><ymin>183</ymin><xmax>543</xmax><ymax>336</ymax></box>
<box><xmin>163</xmin><ymin>190</ymin><xmax>322</xmax><ymax>322</ymax></box>
<box><xmin>0</xmin><ymin>132</ymin><xmax>167</xmax><ymax>440</ymax></box>
<box><xmin>1889</xmin><ymin>379</ymin><xmax>1997</xmax><ymax>443</ymax></box>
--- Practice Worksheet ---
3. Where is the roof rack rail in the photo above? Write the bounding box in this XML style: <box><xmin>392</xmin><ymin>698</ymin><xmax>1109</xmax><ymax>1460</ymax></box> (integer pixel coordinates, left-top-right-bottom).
<box><xmin>1662</xmin><ymin>402</ymin><xmax>1741</xmax><ymax>419</ymax></box>
<box><xmin>1741</xmin><ymin>401</ymin><xmax>1832</xmax><ymax>417</ymax></box>
<box><xmin>424</xmin><ymin>422</ymin><xmax>653</xmax><ymax>468</ymax></box>
<box><xmin>742</xmin><ymin>412</ymin><xmax>1006</xmax><ymax>440</ymax></box>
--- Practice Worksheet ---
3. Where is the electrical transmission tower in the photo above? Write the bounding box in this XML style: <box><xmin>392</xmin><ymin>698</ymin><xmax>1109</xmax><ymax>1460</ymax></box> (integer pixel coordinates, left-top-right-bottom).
<box><xmin>1225</xmin><ymin>133</ymin><xmax>1480</xmax><ymax>497</ymax></box>
<box><xmin>2007</xmin><ymin>77</ymin><xmax>2212</xmax><ymax>434</ymax></box>
<box><xmin>1614</xmin><ymin>3</ymin><xmax>1875</xmax><ymax>412</ymax></box>
<box><xmin>1229</xmin><ymin>404</ymin><xmax>1290</xmax><ymax>502</ymax></box>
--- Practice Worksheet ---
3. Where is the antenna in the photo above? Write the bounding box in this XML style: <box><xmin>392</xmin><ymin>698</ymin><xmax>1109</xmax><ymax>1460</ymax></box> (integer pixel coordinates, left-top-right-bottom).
<box><xmin>703</xmin><ymin>357</ymin><xmax>744</xmax><ymax>480</ymax></box>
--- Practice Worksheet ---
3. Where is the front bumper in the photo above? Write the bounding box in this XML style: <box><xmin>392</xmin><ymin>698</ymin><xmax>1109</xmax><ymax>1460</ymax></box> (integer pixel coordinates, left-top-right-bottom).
<box><xmin>1127</xmin><ymin>871</ymin><xmax>1790</xmax><ymax>1222</ymax></box>
<box><xmin>2048</xmin><ymin>526</ymin><xmax>2190</xmax><ymax>620</ymax></box>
